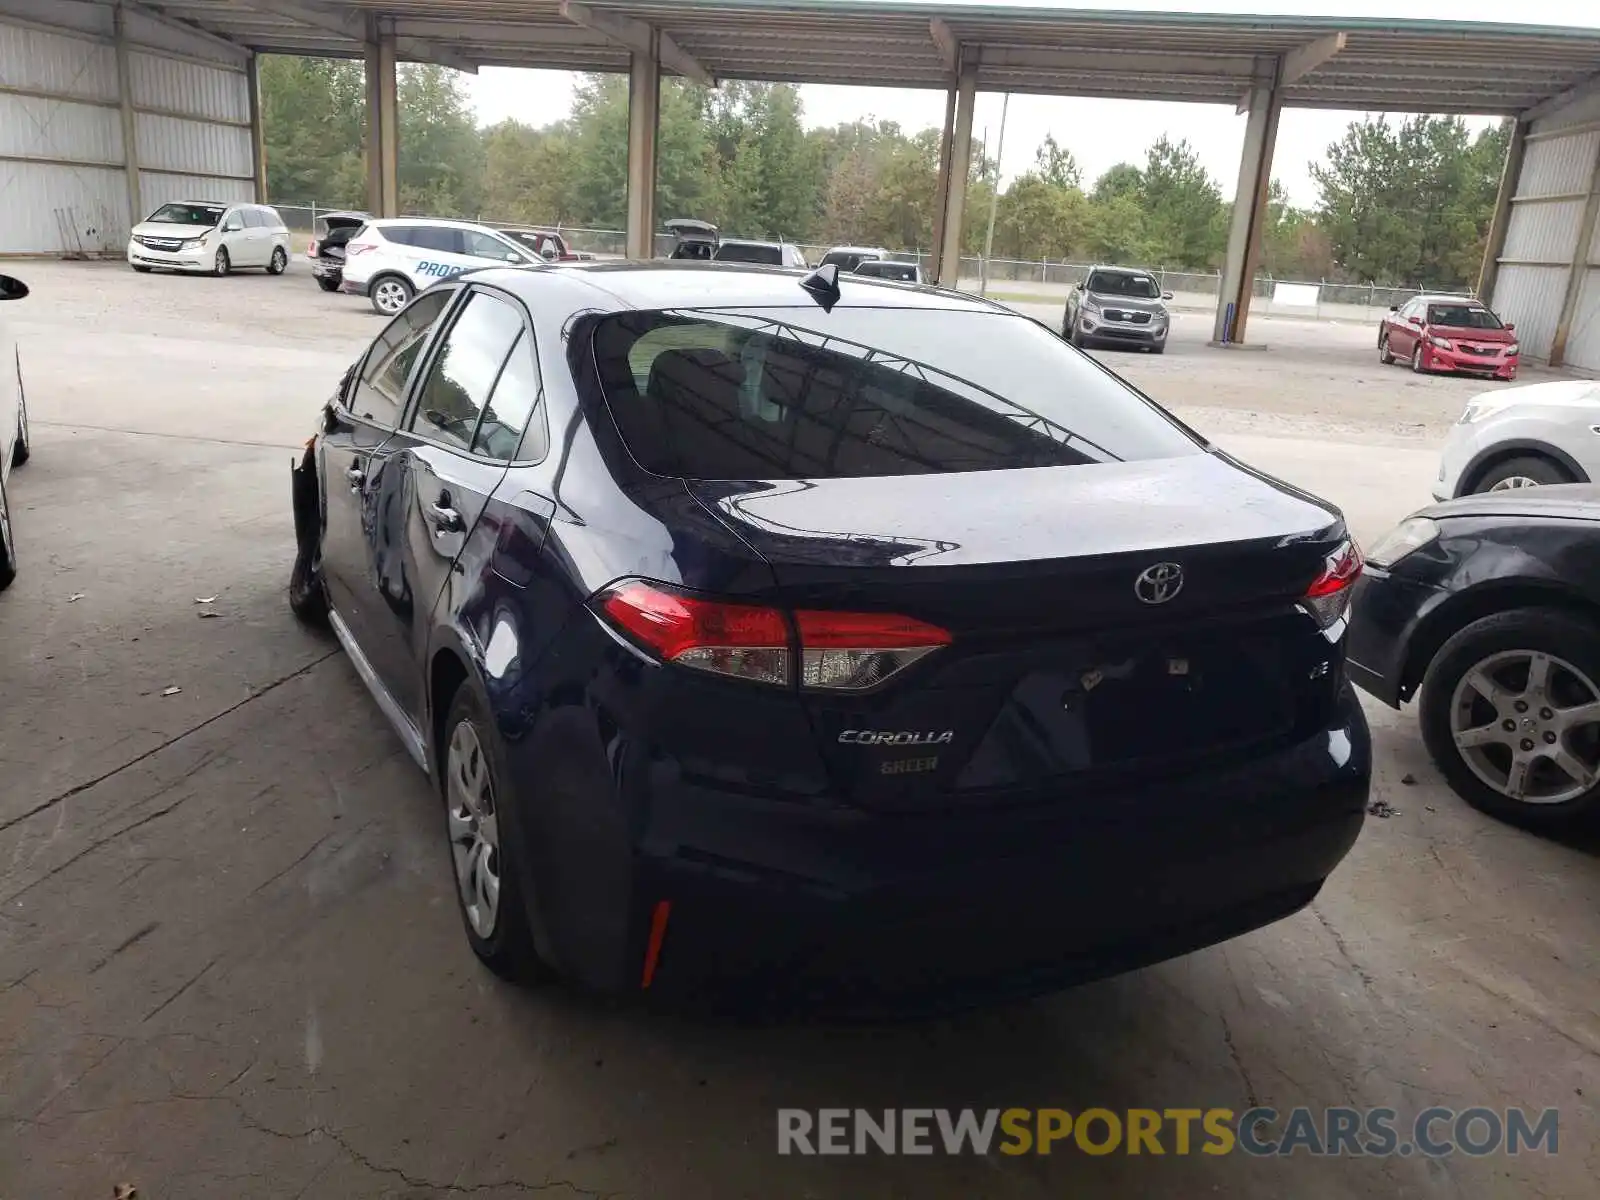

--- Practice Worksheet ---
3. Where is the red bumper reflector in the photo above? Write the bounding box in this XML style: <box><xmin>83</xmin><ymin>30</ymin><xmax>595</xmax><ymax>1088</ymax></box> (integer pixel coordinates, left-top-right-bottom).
<box><xmin>640</xmin><ymin>899</ymin><xmax>671</xmax><ymax>989</ymax></box>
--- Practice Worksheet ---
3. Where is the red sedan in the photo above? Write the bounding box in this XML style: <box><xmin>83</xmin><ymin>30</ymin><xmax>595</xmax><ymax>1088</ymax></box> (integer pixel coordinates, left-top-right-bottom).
<box><xmin>1378</xmin><ymin>295</ymin><xmax>1519</xmax><ymax>380</ymax></box>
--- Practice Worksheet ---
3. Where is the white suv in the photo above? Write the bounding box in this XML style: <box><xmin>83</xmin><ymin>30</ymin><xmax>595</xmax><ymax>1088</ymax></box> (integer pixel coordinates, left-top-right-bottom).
<box><xmin>127</xmin><ymin>201</ymin><xmax>290</xmax><ymax>277</ymax></box>
<box><xmin>339</xmin><ymin>218</ymin><xmax>540</xmax><ymax>315</ymax></box>
<box><xmin>1435</xmin><ymin>380</ymin><xmax>1600</xmax><ymax>497</ymax></box>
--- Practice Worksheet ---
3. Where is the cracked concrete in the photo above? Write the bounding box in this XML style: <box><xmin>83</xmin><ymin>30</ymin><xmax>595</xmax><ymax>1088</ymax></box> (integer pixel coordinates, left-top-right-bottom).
<box><xmin>2</xmin><ymin>262</ymin><xmax>1598</xmax><ymax>1198</ymax></box>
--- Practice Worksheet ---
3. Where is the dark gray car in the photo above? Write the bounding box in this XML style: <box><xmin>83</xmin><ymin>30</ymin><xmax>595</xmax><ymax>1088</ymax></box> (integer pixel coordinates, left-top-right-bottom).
<box><xmin>1064</xmin><ymin>267</ymin><xmax>1173</xmax><ymax>353</ymax></box>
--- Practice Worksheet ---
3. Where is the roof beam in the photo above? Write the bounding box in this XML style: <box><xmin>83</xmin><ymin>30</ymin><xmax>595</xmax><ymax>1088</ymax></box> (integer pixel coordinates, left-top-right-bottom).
<box><xmin>929</xmin><ymin>17</ymin><xmax>958</xmax><ymax>74</ymax></box>
<box><xmin>1522</xmin><ymin>69</ymin><xmax>1600</xmax><ymax>122</ymax></box>
<box><xmin>122</xmin><ymin>1</ymin><xmax>250</xmax><ymax>61</ymax></box>
<box><xmin>1237</xmin><ymin>31</ymin><xmax>1345</xmax><ymax>112</ymax></box>
<box><xmin>244</xmin><ymin>0</ymin><xmax>478</xmax><ymax>74</ymax></box>
<box><xmin>559</xmin><ymin>2</ymin><xmax>715</xmax><ymax>87</ymax></box>
<box><xmin>979</xmin><ymin>46</ymin><xmax>1258</xmax><ymax>78</ymax></box>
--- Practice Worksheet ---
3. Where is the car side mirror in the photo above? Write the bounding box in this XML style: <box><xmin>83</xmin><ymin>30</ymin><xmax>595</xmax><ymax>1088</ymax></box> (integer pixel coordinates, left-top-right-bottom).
<box><xmin>1408</xmin><ymin>315</ymin><xmax>1423</xmax><ymax>326</ymax></box>
<box><xmin>1505</xmin><ymin>322</ymin><xmax>1515</xmax><ymax>331</ymax></box>
<box><xmin>0</xmin><ymin>274</ymin><xmax>28</xmax><ymax>301</ymax></box>
<box><xmin>1161</xmin><ymin>291</ymin><xmax>1174</xmax><ymax>300</ymax></box>
<box><xmin>223</xmin><ymin>218</ymin><xmax>242</xmax><ymax>232</ymax></box>
<box><xmin>1388</xmin><ymin>304</ymin><xmax>1399</xmax><ymax>312</ymax></box>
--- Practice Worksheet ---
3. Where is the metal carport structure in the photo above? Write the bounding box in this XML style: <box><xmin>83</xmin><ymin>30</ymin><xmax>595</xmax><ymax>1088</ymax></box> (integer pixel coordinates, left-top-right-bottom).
<box><xmin>18</xmin><ymin>2</ymin><xmax>1600</xmax><ymax>347</ymax></box>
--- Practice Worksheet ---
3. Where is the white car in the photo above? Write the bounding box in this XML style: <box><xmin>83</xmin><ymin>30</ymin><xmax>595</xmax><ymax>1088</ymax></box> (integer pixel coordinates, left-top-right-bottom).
<box><xmin>1435</xmin><ymin>380</ymin><xmax>1600</xmax><ymax>498</ymax></box>
<box><xmin>338</xmin><ymin>218</ymin><xmax>541</xmax><ymax>315</ymax></box>
<box><xmin>127</xmin><ymin>200</ymin><xmax>290</xmax><ymax>277</ymax></box>
<box><xmin>1</xmin><ymin>270</ymin><xmax>33</xmax><ymax>591</ymax></box>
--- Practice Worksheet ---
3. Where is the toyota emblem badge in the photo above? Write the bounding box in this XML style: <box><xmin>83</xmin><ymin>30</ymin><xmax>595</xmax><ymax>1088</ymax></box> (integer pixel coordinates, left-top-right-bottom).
<box><xmin>1134</xmin><ymin>562</ymin><xmax>1185</xmax><ymax>605</ymax></box>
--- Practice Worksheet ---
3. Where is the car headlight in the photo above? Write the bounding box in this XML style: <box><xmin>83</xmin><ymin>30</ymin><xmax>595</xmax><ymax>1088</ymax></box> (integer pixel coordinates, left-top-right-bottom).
<box><xmin>1365</xmin><ymin>517</ymin><xmax>1440</xmax><ymax>569</ymax></box>
<box><xmin>1505</xmin><ymin>343</ymin><xmax>1519</xmax><ymax>355</ymax></box>
<box><xmin>181</xmin><ymin>238</ymin><xmax>205</xmax><ymax>249</ymax></box>
<box><xmin>1082</xmin><ymin>300</ymin><xmax>1102</xmax><ymax>315</ymax></box>
<box><xmin>1459</xmin><ymin>396</ymin><xmax>1513</xmax><ymax>424</ymax></box>
<box><xmin>1429</xmin><ymin>336</ymin><xmax>1453</xmax><ymax>350</ymax></box>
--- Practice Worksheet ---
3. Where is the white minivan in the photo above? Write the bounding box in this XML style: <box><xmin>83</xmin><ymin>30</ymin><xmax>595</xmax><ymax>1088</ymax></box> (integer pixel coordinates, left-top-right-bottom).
<box><xmin>1</xmin><ymin>270</ymin><xmax>33</xmax><ymax>591</ymax></box>
<box><xmin>127</xmin><ymin>201</ymin><xmax>291</xmax><ymax>277</ymax></box>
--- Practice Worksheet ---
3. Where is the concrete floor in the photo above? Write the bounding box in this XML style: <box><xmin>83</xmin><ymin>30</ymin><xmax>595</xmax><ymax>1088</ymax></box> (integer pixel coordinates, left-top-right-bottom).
<box><xmin>2</xmin><ymin>262</ymin><xmax>1597</xmax><ymax>1199</ymax></box>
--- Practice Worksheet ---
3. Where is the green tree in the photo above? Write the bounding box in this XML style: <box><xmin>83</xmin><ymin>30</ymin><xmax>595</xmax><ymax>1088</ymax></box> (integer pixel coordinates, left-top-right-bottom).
<box><xmin>1034</xmin><ymin>134</ymin><xmax>1082</xmax><ymax>191</ymax></box>
<box><xmin>258</xmin><ymin>56</ymin><xmax>364</xmax><ymax>207</ymax></box>
<box><xmin>1138</xmin><ymin>136</ymin><xmax>1225</xmax><ymax>268</ymax></box>
<box><xmin>397</xmin><ymin>64</ymin><xmax>484</xmax><ymax>217</ymax></box>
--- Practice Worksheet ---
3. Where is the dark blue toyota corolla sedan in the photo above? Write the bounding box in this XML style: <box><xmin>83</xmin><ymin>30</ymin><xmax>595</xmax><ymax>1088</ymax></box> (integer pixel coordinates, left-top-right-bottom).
<box><xmin>288</xmin><ymin>261</ymin><xmax>1369</xmax><ymax>1010</ymax></box>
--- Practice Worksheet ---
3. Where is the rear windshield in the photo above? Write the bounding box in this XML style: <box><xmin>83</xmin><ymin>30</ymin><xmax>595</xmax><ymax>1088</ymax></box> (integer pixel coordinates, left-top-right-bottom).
<box><xmin>1428</xmin><ymin>304</ymin><xmax>1501</xmax><ymax>329</ymax></box>
<box><xmin>590</xmin><ymin>307</ymin><xmax>1201</xmax><ymax>480</ymax></box>
<box><xmin>1087</xmin><ymin>271</ymin><xmax>1159</xmax><ymax>299</ymax></box>
<box><xmin>858</xmin><ymin>261</ymin><xmax>917</xmax><ymax>281</ymax></box>
<box><xmin>149</xmin><ymin>203</ymin><xmax>224</xmax><ymax>227</ymax></box>
<box><xmin>715</xmin><ymin>243</ymin><xmax>783</xmax><ymax>265</ymax></box>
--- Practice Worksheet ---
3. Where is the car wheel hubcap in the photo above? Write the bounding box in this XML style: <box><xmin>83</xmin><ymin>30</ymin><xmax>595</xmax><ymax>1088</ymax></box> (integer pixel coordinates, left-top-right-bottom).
<box><xmin>1451</xmin><ymin>650</ymin><xmax>1600</xmax><ymax>804</ymax></box>
<box><xmin>376</xmin><ymin>283</ymin><xmax>406</xmax><ymax>312</ymax></box>
<box><xmin>1489</xmin><ymin>475</ymin><xmax>1540</xmax><ymax>491</ymax></box>
<box><xmin>273</xmin><ymin>250</ymin><xmax>285</xmax><ymax>270</ymax></box>
<box><xmin>446</xmin><ymin>720</ymin><xmax>501</xmax><ymax>938</ymax></box>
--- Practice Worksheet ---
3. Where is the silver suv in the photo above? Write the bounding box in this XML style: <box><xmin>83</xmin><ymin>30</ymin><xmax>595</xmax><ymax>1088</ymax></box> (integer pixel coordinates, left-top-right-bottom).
<box><xmin>1064</xmin><ymin>267</ymin><xmax>1172</xmax><ymax>354</ymax></box>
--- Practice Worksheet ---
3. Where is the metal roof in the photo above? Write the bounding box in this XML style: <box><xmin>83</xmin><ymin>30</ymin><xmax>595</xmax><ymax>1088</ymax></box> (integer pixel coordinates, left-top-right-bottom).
<box><xmin>136</xmin><ymin>1</ymin><xmax>1600</xmax><ymax>115</ymax></box>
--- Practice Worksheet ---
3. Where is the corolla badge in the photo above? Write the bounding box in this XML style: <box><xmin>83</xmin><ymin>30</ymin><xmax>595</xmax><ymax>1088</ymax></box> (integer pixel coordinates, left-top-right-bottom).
<box><xmin>1134</xmin><ymin>562</ymin><xmax>1185</xmax><ymax>605</ymax></box>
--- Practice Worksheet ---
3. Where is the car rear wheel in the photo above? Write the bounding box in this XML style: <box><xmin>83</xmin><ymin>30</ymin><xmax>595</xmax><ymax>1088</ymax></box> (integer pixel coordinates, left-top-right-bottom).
<box><xmin>370</xmin><ymin>276</ymin><xmax>412</xmax><ymax>316</ymax></box>
<box><xmin>213</xmin><ymin>247</ymin><xmax>230</xmax><ymax>277</ymax></box>
<box><xmin>440</xmin><ymin>685</ymin><xmax>549</xmax><ymax>982</ymax></box>
<box><xmin>1420</xmin><ymin>609</ymin><xmax>1600</xmax><ymax>829</ymax></box>
<box><xmin>267</xmin><ymin>246</ymin><xmax>288</xmax><ymax>275</ymax></box>
<box><xmin>1379</xmin><ymin>333</ymin><xmax>1395</xmax><ymax>364</ymax></box>
<box><xmin>316</xmin><ymin>276</ymin><xmax>339</xmax><ymax>293</ymax></box>
<box><xmin>0</xmin><ymin>471</ymin><xmax>17</xmax><ymax>592</ymax></box>
<box><xmin>1474</xmin><ymin>455</ymin><xmax>1573</xmax><ymax>494</ymax></box>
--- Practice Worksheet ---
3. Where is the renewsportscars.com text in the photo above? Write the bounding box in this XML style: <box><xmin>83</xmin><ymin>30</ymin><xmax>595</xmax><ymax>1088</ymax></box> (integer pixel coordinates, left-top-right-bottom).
<box><xmin>777</xmin><ymin>1106</ymin><xmax>1559</xmax><ymax>1158</ymax></box>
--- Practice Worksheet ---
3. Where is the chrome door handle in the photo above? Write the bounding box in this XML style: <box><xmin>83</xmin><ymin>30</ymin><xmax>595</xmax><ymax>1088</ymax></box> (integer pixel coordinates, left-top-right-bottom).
<box><xmin>427</xmin><ymin>503</ymin><xmax>464</xmax><ymax>534</ymax></box>
<box><xmin>345</xmin><ymin>466</ymin><xmax>365</xmax><ymax>490</ymax></box>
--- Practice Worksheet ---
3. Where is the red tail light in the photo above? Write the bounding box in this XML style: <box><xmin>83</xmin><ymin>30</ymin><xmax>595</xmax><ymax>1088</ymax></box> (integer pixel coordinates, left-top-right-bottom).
<box><xmin>595</xmin><ymin>580</ymin><xmax>951</xmax><ymax>690</ymax></box>
<box><xmin>1302</xmin><ymin>539</ymin><xmax>1362</xmax><ymax>628</ymax></box>
<box><xmin>307</xmin><ymin>238</ymin><xmax>319</xmax><ymax>257</ymax></box>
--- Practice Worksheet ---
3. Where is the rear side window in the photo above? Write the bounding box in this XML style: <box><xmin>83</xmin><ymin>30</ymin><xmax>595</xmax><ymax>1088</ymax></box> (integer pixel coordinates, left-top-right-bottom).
<box><xmin>348</xmin><ymin>290</ymin><xmax>453</xmax><ymax>427</ymax></box>
<box><xmin>410</xmin><ymin>226</ymin><xmax>463</xmax><ymax>255</ymax></box>
<box><xmin>462</xmin><ymin>229</ymin><xmax>522</xmax><ymax>263</ymax></box>
<box><xmin>475</xmin><ymin>330</ymin><xmax>546</xmax><ymax>462</ymax></box>
<box><xmin>408</xmin><ymin>291</ymin><xmax>524</xmax><ymax>454</ymax></box>
<box><xmin>591</xmin><ymin>307</ymin><xmax>1201</xmax><ymax>480</ymax></box>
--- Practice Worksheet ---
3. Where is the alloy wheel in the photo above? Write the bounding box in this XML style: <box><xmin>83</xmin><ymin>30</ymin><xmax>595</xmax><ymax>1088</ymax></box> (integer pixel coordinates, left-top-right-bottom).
<box><xmin>1450</xmin><ymin>650</ymin><xmax>1600</xmax><ymax>805</ymax></box>
<box><xmin>373</xmin><ymin>281</ymin><xmax>408</xmax><ymax>314</ymax></box>
<box><xmin>446</xmin><ymin>719</ymin><xmax>501</xmax><ymax>938</ymax></box>
<box><xmin>270</xmin><ymin>247</ymin><xmax>287</xmax><ymax>274</ymax></box>
<box><xmin>214</xmin><ymin>248</ymin><xmax>230</xmax><ymax>277</ymax></box>
<box><xmin>1488</xmin><ymin>475</ymin><xmax>1540</xmax><ymax>491</ymax></box>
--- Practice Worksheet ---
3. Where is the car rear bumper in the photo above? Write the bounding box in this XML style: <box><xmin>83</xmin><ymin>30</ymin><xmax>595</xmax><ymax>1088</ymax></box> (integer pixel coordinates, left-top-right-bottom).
<box><xmin>537</xmin><ymin>685</ymin><xmax>1370</xmax><ymax>1012</ymax></box>
<box><xmin>311</xmin><ymin>258</ymin><xmax>343</xmax><ymax>279</ymax></box>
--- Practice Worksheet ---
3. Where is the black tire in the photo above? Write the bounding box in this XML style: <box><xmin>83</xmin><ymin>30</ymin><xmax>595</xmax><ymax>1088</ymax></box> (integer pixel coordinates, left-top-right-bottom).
<box><xmin>132</xmin><ymin>264</ymin><xmax>152</xmax><ymax>274</ymax></box>
<box><xmin>0</xmin><ymin>469</ymin><xmax>17</xmax><ymax>593</ymax></box>
<box><xmin>1379</xmin><ymin>333</ymin><xmax>1395</xmax><ymax>365</ymax></box>
<box><xmin>1420</xmin><ymin>608</ymin><xmax>1600</xmax><ymax>830</ymax></box>
<box><xmin>439</xmin><ymin>684</ymin><xmax>550</xmax><ymax>982</ymax></box>
<box><xmin>1410</xmin><ymin>343</ymin><xmax>1427</xmax><ymax>373</ymax></box>
<box><xmin>11</xmin><ymin>363</ymin><xmax>28</xmax><ymax>468</ymax></box>
<box><xmin>1150</xmin><ymin>342</ymin><xmax>1166</xmax><ymax>355</ymax></box>
<box><xmin>1470</xmin><ymin>455</ymin><xmax>1574</xmax><ymax>495</ymax></box>
<box><xmin>369</xmin><ymin>274</ymin><xmax>413</xmax><ymax>316</ymax></box>
<box><xmin>267</xmin><ymin>246</ymin><xmax>288</xmax><ymax>275</ymax></box>
<box><xmin>316</xmin><ymin>276</ymin><xmax>340</xmax><ymax>293</ymax></box>
<box><xmin>1071</xmin><ymin>322</ymin><xmax>1090</xmax><ymax>350</ymax></box>
<box><xmin>213</xmin><ymin>247</ymin><xmax>231</xmax><ymax>277</ymax></box>
<box><xmin>287</xmin><ymin>542</ymin><xmax>328</xmax><ymax>627</ymax></box>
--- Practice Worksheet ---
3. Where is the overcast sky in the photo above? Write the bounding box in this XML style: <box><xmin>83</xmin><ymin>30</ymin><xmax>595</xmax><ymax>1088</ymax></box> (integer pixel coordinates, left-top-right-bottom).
<box><xmin>468</xmin><ymin>0</ymin><xmax>1598</xmax><ymax>208</ymax></box>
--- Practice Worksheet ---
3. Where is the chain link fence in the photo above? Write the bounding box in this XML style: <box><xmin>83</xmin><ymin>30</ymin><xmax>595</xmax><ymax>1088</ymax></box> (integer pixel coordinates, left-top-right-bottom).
<box><xmin>267</xmin><ymin>202</ymin><xmax>1460</xmax><ymax>322</ymax></box>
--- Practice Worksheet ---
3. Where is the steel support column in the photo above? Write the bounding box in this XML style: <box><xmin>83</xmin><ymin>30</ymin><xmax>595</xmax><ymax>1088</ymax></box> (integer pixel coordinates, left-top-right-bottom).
<box><xmin>1551</xmin><ymin>133</ymin><xmax>1600</xmax><ymax>366</ymax></box>
<box><xmin>626</xmin><ymin>47</ymin><xmax>660</xmax><ymax>260</ymax></box>
<box><xmin>1477</xmin><ymin>119</ymin><xmax>1528</xmax><ymax>305</ymax></box>
<box><xmin>935</xmin><ymin>61</ymin><xmax>976</xmax><ymax>289</ymax></box>
<box><xmin>113</xmin><ymin>2</ymin><xmax>142</xmax><ymax>227</ymax></box>
<box><xmin>1213</xmin><ymin>67</ymin><xmax>1282</xmax><ymax>346</ymax></box>
<box><xmin>247</xmin><ymin>53</ymin><xmax>268</xmax><ymax>203</ymax></box>
<box><xmin>364</xmin><ymin>18</ymin><xmax>399</xmax><ymax>218</ymax></box>
<box><xmin>930</xmin><ymin>84</ymin><xmax>957</xmax><ymax>281</ymax></box>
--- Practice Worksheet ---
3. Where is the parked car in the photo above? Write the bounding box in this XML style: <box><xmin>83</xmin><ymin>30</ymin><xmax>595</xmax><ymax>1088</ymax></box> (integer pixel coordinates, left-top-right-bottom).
<box><xmin>1378</xmin><ymin>295</ymin><xmax>1519</xmax><ymax>380</ymax></box>
<box><xmin>287</xmin><ymin>261</ymin><xmax>1369</xmax><ymax>1008</ymax></box>
<box><xmin>820</xmin><ymin>245</ymin><xmax>889</xmax><ymax>273</ymax></box>
<box><xmin>1064</xmin><ymin>267</ymin><xmax>1173</xmax><ymax>353</ymax></box>
<box><xmin>714</xmin><ymin>238</ymin><xmax>808</xmax><ymax>268</ymax></box>
<box><xmin>665</xmin><ymin>218</ymin><xmax>718</xmax><ymax>260</ymax></box>
<box><xmin>0</xmin><ymin>271</ymin><xmax>33</xmax><ymax>592</ymax></box>
<box><xmin>1433</xmin><ymin>380</ymin><xmax>1599</xmax><ymax>497</ymax></box>
<box><xmin>338</xmin><ymin>217</ymin><xmax>541</xmax><ymax>315</ymax></box>
<box><xmin>854</xmin><ymin>259</ymin><xmax>922</xmax><ymax>284</ymax></box>
<box><xmin>127</xmin><ymin>201</ymin><xmax>290</xmax><ymax>277</ymax></box>
<box><xmin>1349</xmin><ymin>488</ymin><xmax>1600</xmax><ymax>829</ymax></box>
<box><xmin>307</xmin><ymin>210</ymin><xmax>368</xmax><ymax>293</ymax></box>
<box><xmin>494</xmin><ymin>226</ymin><xmax>592</xmax><ymax>263</ymax></box>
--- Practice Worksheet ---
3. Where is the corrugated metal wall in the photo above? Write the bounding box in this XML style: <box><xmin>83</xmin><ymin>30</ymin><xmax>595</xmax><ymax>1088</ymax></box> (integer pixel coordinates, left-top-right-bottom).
<box><xmin>1493</xmin><ymin>266</ymin><xmax>1568</xmax><ymax>361</ymax></box>
<box><xmin>0</xmin><ymin>1</ymin><xmax>257</xmax><ymax>255</ymax></box>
